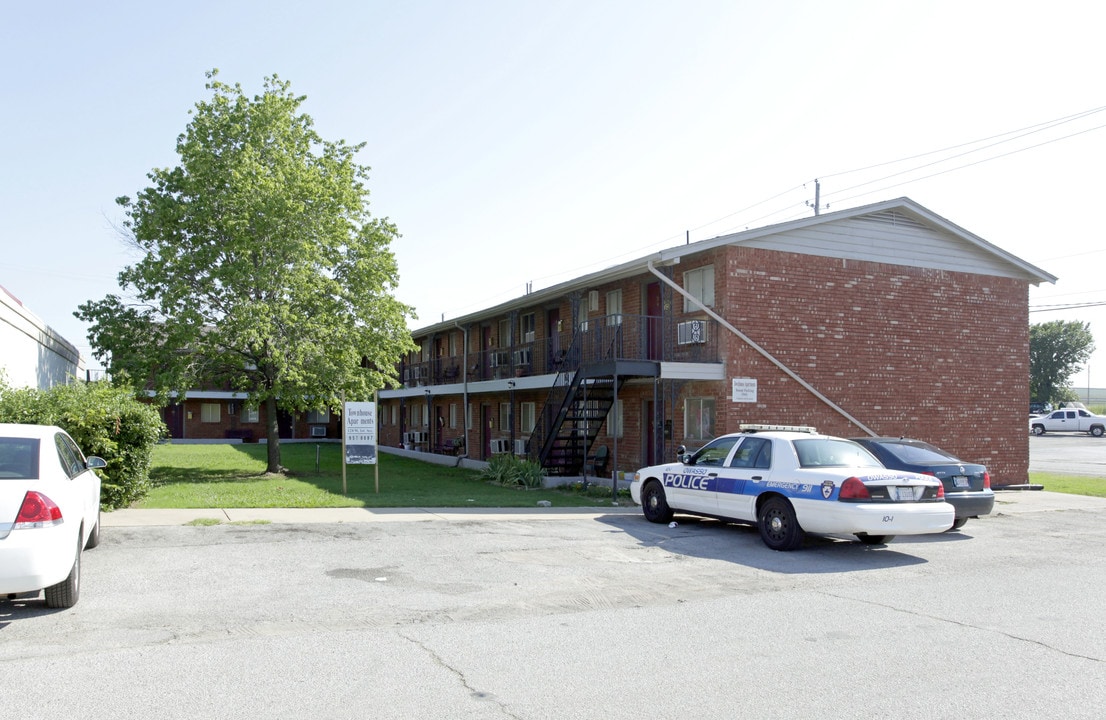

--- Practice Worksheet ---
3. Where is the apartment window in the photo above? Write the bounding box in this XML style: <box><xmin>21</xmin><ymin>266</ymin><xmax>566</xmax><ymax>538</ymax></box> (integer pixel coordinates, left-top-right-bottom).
<box><xmin>449</xmin><ymin>403</ymin><xmax>458</xmax><ymax>429</ymax></box>
<box><xmin>684</xmin><ymin>397</ymin><xmax>716</xmax><ymax>440</ymax></box>
<box><xmin>240</xmin><ymin>407</ymin><xmax>259</xmax><ymax>424</ymax></box>
<box><xmin>449</xmin><ymin>332</ymin><xmax>458</xmax><ymax>357</ymax></box>
<box><xmin>499</xmin><ymin>403</ymin><xmax>511</xmax><ymax>432</ymax></box>
<box><xmin>521</xmin><ymin>312</ymin><xmax>536</xmax><ymax>343</ymax></box>
<box><xmin>499</xmin><ymin>319</ymin><xmax>511</xmax><ymax>347</ymax></box>
<box><xmin>606</xmin><ymin>398</ymin><xmax>623</xmax><ymax>438</ymax></box>
<box><xmin>201</xmin><ymin>403</ymin><xmax>221</xmax><ymax>423</ymax></box>
<box><xmin>606</xmin><ymin>289</ymin><xmax>623</xmax><ymax>326</ymax></box>
<box><xmin>576</xmin><ymin>299</ymin><xmax>589</xmax><ymax>333</ymax></box>
<box><xmin>390</xmin><ymin>404</ymin><xmax>398</xmax><ymax>426</ymax></box>
<box><xmin>520</xmin><ymin>402</ymin><xmax>536</xmax><ymax>433</ymax></box>
<box><xmin>307</xmin><ymin>409</ymin><xmax>330</xmax><ymax>424</ymax></box>
<box><xmin>683</xmin><ymin>265</ymin><xmax>715</xmax><ymax>311</ymax></box>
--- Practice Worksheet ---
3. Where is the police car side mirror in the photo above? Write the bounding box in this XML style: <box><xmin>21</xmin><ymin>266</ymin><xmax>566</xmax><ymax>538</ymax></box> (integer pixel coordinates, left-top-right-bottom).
<box><xmin>676</xmin><ymin>444</ymin><xmax>686</xmax><ymax>458</ymax></box>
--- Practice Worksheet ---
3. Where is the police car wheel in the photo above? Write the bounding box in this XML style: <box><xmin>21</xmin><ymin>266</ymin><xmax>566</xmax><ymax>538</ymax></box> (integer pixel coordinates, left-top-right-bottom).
<box><xmin>856</xmin><ymin>534</ymin><xmax>895</xmax><ymax>545</ymax></box>
<box><xmin>757</xmin><ymin>496</ymin><xmax>804</xmax><ymax>551</ymax></box>
<box><xmin>641</xmin><ymin>481</ymin><xmax>674</xmax><ymax>524</ymax></box>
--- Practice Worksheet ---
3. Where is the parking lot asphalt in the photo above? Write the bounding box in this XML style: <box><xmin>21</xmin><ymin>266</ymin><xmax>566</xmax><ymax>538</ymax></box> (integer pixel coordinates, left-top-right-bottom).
<box><xmin>11</xmin><ymin>479</ymin><xmax>1106</xmax><ymax>720</ymax></box>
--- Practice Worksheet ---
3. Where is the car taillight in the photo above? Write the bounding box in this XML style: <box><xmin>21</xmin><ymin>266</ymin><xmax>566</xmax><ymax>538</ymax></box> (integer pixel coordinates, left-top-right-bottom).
<box><xmin>983</xmin><ymin>471</ymin><xmax>991</xmax><ymax>490</ymax></box>
<box><xmin>14</xmin><ymin>491</ymin><xmax>64</xmax><ymax>528</ymax></box>
<box><xmin>839</xmin><ymin>477</ymin><xmax>870</xmax><ymax>500</ymax></box>
<box><xmin>935</xmin><ymin>482</ymin><xmax>944</xmax><ymax>498</ymax></box>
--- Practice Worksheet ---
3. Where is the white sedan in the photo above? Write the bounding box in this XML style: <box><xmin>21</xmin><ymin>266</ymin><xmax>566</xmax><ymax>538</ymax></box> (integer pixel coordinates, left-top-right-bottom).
<box><xmin>631</xmin><ymin>425</ymin><xmax>954</xmax><ymax>550</ymax></box>
<box><xmin>1</xmin><ymin>424</ymin><xmax>105</xmax><ymax>608</ymax></box>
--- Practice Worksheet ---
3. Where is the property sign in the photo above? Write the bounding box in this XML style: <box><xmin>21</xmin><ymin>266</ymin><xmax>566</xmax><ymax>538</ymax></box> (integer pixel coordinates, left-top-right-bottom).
<box><xmin>732</xmin><ymin>378</ymin><xmax>758</xmax><ymax>403</ymax></box>
<box><xmin>344</xmin><ymin>401</ymin><xmax>377</xmax><ymax>465</ymax></box>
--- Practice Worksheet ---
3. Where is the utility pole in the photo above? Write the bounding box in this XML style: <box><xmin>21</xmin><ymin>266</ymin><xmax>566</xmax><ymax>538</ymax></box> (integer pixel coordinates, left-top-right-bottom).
<box><xmin>806</xmin><ymin>178</ymin><xmax>825</xmax><ymax>216</ymax></box>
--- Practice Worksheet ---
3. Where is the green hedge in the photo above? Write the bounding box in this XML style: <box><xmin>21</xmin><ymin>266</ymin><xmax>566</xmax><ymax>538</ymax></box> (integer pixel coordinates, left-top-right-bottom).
<box><xmin>0</xmin><ymin>378</ymin><xmax>166</xmax><ymax>509</ymax></box>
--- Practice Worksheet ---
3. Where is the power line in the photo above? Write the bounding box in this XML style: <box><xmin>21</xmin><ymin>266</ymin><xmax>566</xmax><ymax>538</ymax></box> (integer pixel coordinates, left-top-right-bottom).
<box><xmin>818</xmin><ymin>104</ymin><xmax>1106</xmax><ymax>181</ymax></box>
<box><xmin>824</xmin><ymin>120</ymin><xmax>1106</xmax><ymax>208</ymax></box>
<box><xmin>1029</xmin><ymin>301</ymin><xmax>1106</xmax><ymax>312</ymax></box>
<box><xmin>719</xmin><ymin>103</ymin><xmax>1106</xmax><ymax>233</ymax></box>
<box><xmin>431</xmin><ymin>106</ymin><xmax>1106</xmax><ymax>323</ymax></box>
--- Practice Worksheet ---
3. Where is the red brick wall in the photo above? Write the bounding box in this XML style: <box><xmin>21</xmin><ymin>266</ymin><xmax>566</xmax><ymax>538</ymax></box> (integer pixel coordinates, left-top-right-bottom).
<box><xmin>715</xmin><ymin>246</ymin><xmax>1030</xmax><ymax>484</ymax></box>
<box><xmin>159</xmin><ymin>399</ymin><xmax>342</xmax><ymax>442</ymax></box>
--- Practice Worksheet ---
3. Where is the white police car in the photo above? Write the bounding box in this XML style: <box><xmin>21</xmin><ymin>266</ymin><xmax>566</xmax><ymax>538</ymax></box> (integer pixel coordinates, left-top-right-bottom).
<box><xmin>630</xmin><ymin>425</ymin><xmax>954</xmax><ymax>551</ymax></box>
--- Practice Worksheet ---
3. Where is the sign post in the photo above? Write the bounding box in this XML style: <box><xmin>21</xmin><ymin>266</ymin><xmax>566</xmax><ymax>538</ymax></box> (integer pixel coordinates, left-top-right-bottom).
<box><xmin>343</xmin><ymin>397</ymin><xmax>378</xmax><ymax>494</ymax></box>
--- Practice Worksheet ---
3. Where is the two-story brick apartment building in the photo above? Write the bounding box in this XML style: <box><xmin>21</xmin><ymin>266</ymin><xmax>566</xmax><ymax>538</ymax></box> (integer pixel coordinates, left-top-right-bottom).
<box><xmin>378</xmin><ymin>197</ymin><xmax>1055</xmax><ymax>485</ymax></box>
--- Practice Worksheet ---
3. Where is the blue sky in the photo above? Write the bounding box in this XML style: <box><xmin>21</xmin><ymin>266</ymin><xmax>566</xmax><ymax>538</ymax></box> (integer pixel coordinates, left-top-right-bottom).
<box><xmin>3</xmin><ymin>0</ymin><xmax>1105</xmax><ymax>391</ymax></box>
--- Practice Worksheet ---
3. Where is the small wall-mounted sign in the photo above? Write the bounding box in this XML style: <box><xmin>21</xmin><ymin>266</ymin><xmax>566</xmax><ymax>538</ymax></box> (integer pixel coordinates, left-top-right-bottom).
<box><xmin>732</xmin><ymin>378</ymin><xmax>757</xmax><ymax>403</ymax></box>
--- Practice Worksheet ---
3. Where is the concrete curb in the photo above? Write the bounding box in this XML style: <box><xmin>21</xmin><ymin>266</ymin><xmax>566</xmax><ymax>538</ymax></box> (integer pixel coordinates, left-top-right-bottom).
<box><xmin>102</xmin><ymin>505</ymin><xmax>641</xmax><ymax>527</ymax></box>
<box><xmin>100</xmin><ymin>490</ymin><xmax>1106</xmax><ymax>527</ymax></box>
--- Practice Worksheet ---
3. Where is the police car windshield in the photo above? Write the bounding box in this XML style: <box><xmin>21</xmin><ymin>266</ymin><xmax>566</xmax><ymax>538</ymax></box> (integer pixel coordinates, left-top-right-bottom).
<box><xmin>794</xmin><ymin>439</ymin><xmax>881</xmax><ymax>468</ymax></box>
<box><xmin>689</xmin><ymin>437</ymin><xmax>739</xmax><ymax>467</ymax></box>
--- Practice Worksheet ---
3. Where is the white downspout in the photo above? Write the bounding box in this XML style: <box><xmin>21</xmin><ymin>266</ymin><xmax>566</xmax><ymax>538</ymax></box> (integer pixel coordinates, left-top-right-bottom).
<box><xmin>646</xmin><ymin>260</ymin><xmax>876</xmax><ymax>436</ymax></box>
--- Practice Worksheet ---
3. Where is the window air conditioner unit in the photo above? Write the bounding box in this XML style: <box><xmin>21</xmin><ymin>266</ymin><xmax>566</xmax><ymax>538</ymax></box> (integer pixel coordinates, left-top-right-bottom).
<box><xmin>524</xmin><ymin>331</ymin><xmax>536</xmax><ymax>343</ymax></box>
<box><xmin>677</xmin><ymin>320</ymin><xmax>708</xmax><ymax>345</ymax></box>
<box><xmin>311</xmin><ymin>426</ymin><xmax>327</xmax><ymax>437</ymax></box>
<box><xmin>513</xmin><ymin>348</ymin><xmax>532</xmax><ymax>366</ymax></box>
<box><xmin>489</xmin><ymin>351</ymin><xmax>510</xmax><ymax>367</ymax></box>
<box><xmin>490</xmin><ymin>439</ymin><xmax>511</xmax><ymax>454</ymax></box>
<box><xmin>513</xmin><ymin>439</ymin><xmax>528</xmax><ymax>455</ymax></box>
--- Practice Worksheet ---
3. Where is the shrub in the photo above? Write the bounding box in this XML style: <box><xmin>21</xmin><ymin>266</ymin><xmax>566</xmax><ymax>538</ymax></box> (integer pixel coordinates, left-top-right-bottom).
<box><xmin>0</xmin><ymin>378</ymin><xmax>166</xmax><ymax>509</ymax></box>
<box><xmin>480</xmin><ymin>453</ymin><xmax>546</xmax><ymax>489</ymax></box>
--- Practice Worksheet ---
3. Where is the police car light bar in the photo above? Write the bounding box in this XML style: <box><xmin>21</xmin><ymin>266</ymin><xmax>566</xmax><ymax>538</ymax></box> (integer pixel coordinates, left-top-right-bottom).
<box><xmin>740</xmin><ymin>423</ymin><xmax>817</xmax><ymax>434</ymax></box>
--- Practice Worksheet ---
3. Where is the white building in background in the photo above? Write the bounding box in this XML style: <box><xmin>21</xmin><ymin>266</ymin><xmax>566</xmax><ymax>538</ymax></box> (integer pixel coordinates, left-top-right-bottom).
<box><xmin>1</xmin><ymin>284</ymin><xmax>84</xmax><ymax>389</ymax></box>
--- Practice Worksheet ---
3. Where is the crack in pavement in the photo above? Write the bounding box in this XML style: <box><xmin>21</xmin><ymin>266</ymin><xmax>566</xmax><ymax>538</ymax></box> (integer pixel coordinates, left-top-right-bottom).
<box><xmin>820</xmin><ymin>591</ymin><xmax>1104</xmax><ymax>663</ymax></box>
<box><xmin>399</xmin><ymin>631</ymin><xmax>523</xmax><ymax>719</ymax></box>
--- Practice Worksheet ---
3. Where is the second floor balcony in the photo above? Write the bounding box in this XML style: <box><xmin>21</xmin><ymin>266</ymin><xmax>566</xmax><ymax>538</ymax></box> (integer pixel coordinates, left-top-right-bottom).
<box><xmin>399</xmin><ymin>313</ymin><xmax>721</xmax><ymax>388</ymax></box>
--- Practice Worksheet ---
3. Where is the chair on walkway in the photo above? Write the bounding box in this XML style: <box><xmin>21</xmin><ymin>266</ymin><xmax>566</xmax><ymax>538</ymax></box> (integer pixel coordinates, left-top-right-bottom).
<box><xmin>585</xmin><ymin>445</ymin><xmax>610</xmax><ymax>477</ymax></box>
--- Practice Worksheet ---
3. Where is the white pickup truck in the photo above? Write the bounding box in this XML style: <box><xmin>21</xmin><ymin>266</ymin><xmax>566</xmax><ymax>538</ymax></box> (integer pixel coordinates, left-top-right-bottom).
<box><xmin>1029</xmin><ymin>408</ymin><xmax>1106</xmax><ymax>437</ymax></box>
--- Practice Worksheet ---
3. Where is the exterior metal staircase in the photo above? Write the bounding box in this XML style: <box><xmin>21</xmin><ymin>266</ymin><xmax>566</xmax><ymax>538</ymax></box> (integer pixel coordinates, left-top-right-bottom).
<box><xmin>526</xmin><ymin>327</ymin><xmax>659</xmax><ymax>476</ymax></box>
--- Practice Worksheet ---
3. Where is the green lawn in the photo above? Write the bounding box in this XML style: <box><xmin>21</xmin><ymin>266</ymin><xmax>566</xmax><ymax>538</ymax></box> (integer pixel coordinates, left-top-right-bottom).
<box><xmin>137</xmin><ymin>442</ymin><xmax>1105</xmax><ymax>509</ymax></box>
<box><xmin>139</xmin><ymin>442</ymin><xmax>622</xmax><ymax>509</ymax></box>
<box><xmin>1027</xmin><ymin>472</ymin><xmax>1106</xmax><ymax>498</ymax></box>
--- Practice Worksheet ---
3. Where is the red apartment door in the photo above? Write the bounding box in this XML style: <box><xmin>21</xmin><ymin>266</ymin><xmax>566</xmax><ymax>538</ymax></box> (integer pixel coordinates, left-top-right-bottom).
<box><xmin>481</xmin><ymin>326</ymin><xmax>493</xmax><ymax>380</ymax></box>
<box><xmin>646</xmin><ymin>282</ymin><xmax>663</xmax><ymax>361</ymax></box>
<box><xmin>163</xmin><ymin>404</ymin><xmax>184</xmax><ymax>439</ymax></box>
<box><xmin>547</xmin><ymin>308</ymin><xmax>561</xmax><ymax>371</ymax></box>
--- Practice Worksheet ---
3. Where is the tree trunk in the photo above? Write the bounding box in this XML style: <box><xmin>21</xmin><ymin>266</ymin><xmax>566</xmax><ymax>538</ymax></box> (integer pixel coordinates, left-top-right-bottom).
<box><xmin>265</xmin><ymin>395</ymin><xmax>282</xmax><ymax>473</ymax></box>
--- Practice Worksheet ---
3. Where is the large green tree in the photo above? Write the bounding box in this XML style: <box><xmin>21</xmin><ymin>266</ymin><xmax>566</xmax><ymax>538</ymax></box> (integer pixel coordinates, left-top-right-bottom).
<box><xmin>78</xmin><ymin>70</ymin><xmax>415</xmax><ymax>473</ymax></box>
<box><xmin>1029</xmin><ymin>320</ymin><xmax>1095</xmax><ymax>405</ymax></box>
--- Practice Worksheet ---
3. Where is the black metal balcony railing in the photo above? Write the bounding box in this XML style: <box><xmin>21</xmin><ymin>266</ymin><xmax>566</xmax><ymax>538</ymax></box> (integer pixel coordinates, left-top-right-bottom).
<box><xmin>399</xmin><ymin>314</ymin><xmax>719</xmax><ymax>388</ymax></box>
